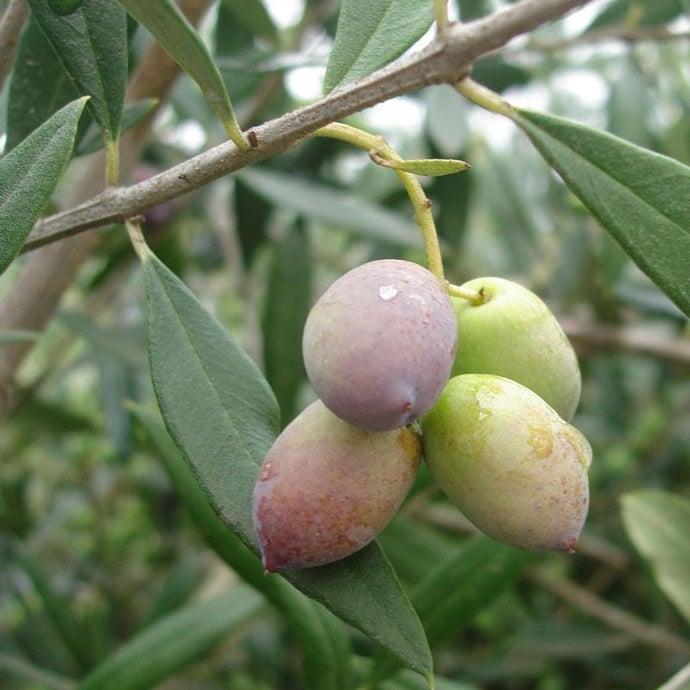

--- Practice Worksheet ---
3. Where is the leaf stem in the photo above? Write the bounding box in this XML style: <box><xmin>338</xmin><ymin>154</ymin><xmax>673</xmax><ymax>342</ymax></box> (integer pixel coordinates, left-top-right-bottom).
<box><xmin>313</xmin><ymin>122</ymin><xmax>445</xmax><ymax>281</ymax></box>
<box><xmin>125</xmin><ymin>217</ymin><xmax>151</xmax><ymax>261</ymax></box>
<box><xmin>105</xmin><ymin>137</ymin><xmax>121</xmax><ymax>187</ymax></box>
<box><xmin>434</xmin><ymin>0</ymin><xmax>450</xmax><ymax>30</ymax></box>
<box><xmin>455</xmin><ymin>76</ymin><xmax>515</xmax><ymax>118</ymax></box>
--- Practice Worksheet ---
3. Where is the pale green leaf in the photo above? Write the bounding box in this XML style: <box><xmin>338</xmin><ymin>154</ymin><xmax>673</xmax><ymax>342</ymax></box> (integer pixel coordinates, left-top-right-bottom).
<box><xmin>238</xmin><ymin>167</ymin><xmax>423</xmax><ymax>248</ymax></box>
<box><xmin>378</xmin><ymin>157</ymin><xmax>470</xmax><ymax>177</ymax></box>
<box><xmin>0</xmin><ymin>97</ymin><xmax>88</xmax><ymax>275</ymax></box>
<box><xmin>324</xmin><ymin>0</ymin><xmax>433</xmax><ymax>93</ymax></box>
<box><xmin>77</xmin><ymin>587</ymin><xmax>264</xmax><ymax>690</ymax></box>
<box><xmin>515</xmin><ymin>109</ymin><xmax>690</xmax><ymax>317</ymax></box>
<box><xmin>621</xmin><ymin>490</ymin><xmax>690</xmax><ymax>624</ymax></box>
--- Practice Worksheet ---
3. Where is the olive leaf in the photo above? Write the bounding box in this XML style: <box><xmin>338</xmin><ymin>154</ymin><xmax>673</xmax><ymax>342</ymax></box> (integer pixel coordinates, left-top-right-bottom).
<box><xmin>514</xmin><ymin>109</ymin><xmax>690</xmax><ymax>317</ymax></box>
<box><xmin>0</xmin><ymin>97</ymin><xmax>88</xmax><ymax>275</ymax></box>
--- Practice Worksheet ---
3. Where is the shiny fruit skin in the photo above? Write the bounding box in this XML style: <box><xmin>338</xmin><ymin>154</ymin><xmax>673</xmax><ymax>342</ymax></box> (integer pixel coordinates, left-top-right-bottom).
<box><xmin>451</xmin><ymin>277</ymin><xmax>581</xmax><ymax>421</ymax></box>
<box><xmin>303</xmin><ymin>259</ymin><xmax>457</xmax><ymax>431</ymax></box>
<box><xmin>253</xmin><ymin>400</ymin><xmax>421</xmax><ymax>571</ymax></box>
<box><xmin>422</xmin><ymin>374</ymin><xmax>591</xmax><ymax>552</ymax></box>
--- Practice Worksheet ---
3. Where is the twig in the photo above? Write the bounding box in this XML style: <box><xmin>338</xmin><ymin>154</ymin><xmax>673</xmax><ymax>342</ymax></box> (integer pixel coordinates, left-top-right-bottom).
<box><xmin>21</xmin><ymin>0</ymin><xmax>595</xmax><ymax>252</ymax></box>
<box><xmin>524</xmin><ymin>26</ymin><xmax>690</xmax><ymax>54</ymax></box>
<box><xmin>528</xmin><ymin>568</ymin><xmax>690</xmax><ymax>657</ymax></box>
<box><xmin>0</xmin><ymin>0</ymin><xmax>29</xmax><ymax>93</ymax></box>
<box><xmin>560</xmin><ymin>318</ymin><xmax>690</xmax><ymax>366</ymax></box>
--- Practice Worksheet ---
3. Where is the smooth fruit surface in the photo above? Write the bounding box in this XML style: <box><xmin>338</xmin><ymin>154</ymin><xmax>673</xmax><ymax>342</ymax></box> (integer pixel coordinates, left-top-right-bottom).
<box><xmin>422</xmin><ymin>374</ymin><xmax>591</xmax><ymax>552</ymax></box>
<box><xmin>303</xmin><ymin>259</ymin><xmax>457</xmax><ymax>431</ymax></box>
<box><xmin>253</xmin><ymin>400</ymin><xmax>421</xmax><ymax>571</ymax></box>
<box><xmin>451</xmin><ymin>277</ymin><xmax>581</xmax><ymax>421</ymax></box>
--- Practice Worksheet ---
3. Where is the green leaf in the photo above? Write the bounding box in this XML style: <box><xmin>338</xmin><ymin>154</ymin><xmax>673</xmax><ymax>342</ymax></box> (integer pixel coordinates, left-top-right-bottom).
<box><xmin>27</xmin><ymin>0</ymin><xmax>127</xmax><ymax>141</ymax></box>
<box><xmin>621</xmin><ymin>490</ymin><xmax>690</xmax><ymax>624</ymax></box>
<box><xmin>77</xmin><ymin>587</ymin><xmax>264</xmax><ymax>690</ymax></box>
<box><xmin>371</xmin><ymin>535</ymin><xmax>532</xmax><ymax>682</ymax></box>
<box><xmin>219</xmin><ymin>0</ymin><xmax>277</xmax><ymax>43</ymax></box>
<box><xmin>376</xmin><ymin>157</ymin><xmax>470</xmax><ymax>177</ymax></box>
<box><xmin>238</xmin><ymin>167</ymin><xmax>424</xmax><ymax>248</ymax></box>
<box><xmin>138</xmin><ymin>251</ymin><xmax>432</xmax><ymax>680</ymax></box>
<box><xmin>5</xmin><ymin>15</ymin><xmax>82</xmax><ymax>152</ymax></box>
<box><xmin>514</xmin><ymin>108</ymin><xmax>690</xmax><ymax>317</ymax></box>
<box><xmin>0</xmin><ymin>97</ymin><xmax>88</xmax><ymax>276</ymax></box>
<box><xmin>116</xmin><ymin>0</ymin><xmax>247</xmax><ymax>146</ymax></box>
<box><xmin>48</xmin><ymin>0</ymin><xmax>83</xmax><ymax>15</ymax></box>
<box><xmin>262</xmin><ymin>226</ymin><xmax>312</xmax><ymax>425</ymax></box>
<box><xmin>324</xmin><ymin>0</ymin><xmax>433</xmax><ymax>93</ymax></box>
<box><xmin>131</xmin><ymin>405</ymin><xmax>354</xmax><ymax>690</ymax></box>
<box><xmin>17</xmin><ymin>548</ymin><xmax>97</xmax><ymax>671</ymax></box>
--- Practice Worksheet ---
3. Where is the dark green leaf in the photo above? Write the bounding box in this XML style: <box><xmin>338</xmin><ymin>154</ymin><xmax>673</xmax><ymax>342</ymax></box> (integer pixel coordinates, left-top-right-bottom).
<box><xmin>5</xmin><ymin>16</ymin><xmax>82</xmax><ymax>152</ymax></box>
<box><xmin>131</xmin><ymin>405</ymin><xmax>354</xmax><ymax>690</ymax></box>
<box><xmin>262</xmin><ymin>226</ymin><xmax>312</xmax><ymax>425</ymax></box>
<box><xmin>239</xmin><ymin>167</ymin><xmax>424</xmax><ymax>248</ymax></box>
<box><xmin>219</xmin><ymin>0</ymin><xmax>278</xmax><ymax>43</ymax></box>
<box><xmin>139</xmin><ymin>251</ymin><xmax>432</xmax><ymax>680</ymax></box>
<box><xmin>371</xmin><ymin>535</ymin><xmax>532</xmax><ymax>682</ymax></box>
<box><xmin>324</xmin><ymin>0</ymin><xmax>433</xmax><ymax>93</ymax></box>
<box><xmin>48</xmin><ymin>0</ymin><xmax>83</xmax><ymax>15</ymax></box>
<box><xmin>77</xmin><ymin>587</ymin><xmax>264</xmax><ymax>690</ymax></box>
<box><xmin>514</xmin><ymin>108</ymin><xmax>690</xmax><ymax>317</ymax></box>
<box><xmin>621</xmin><ymin>490</ymin><xmax>690</xmax><ymax>624</ymax></box>
<box><xmin>28</xmin><ymin>0</ymin><xmax>127</xmax><ymax>141</ymax></box>
<box><xmin>117</xmin><ymin>0</ymin><xmax>245</xmax><ymax>144</ymax></box>
<box><xmin>0</xmin><ymin>97</ymin><xmax>87</xmax><ymax>275</ymax></box>
<box><xmin>17</xmin><ymin>549</ymin><xmax>97</xmax><ymax>671</ymax></box>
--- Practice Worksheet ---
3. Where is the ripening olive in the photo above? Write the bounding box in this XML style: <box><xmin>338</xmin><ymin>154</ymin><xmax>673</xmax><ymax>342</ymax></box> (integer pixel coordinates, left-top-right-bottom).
<box><xmin>422</xmin><ymin>374</ymin><xmax>591</xmax><ymax>552</ymax></box>
<box><xmin>303</xmin><ymin>259</ymin><xmax>457</xmax><ymax>431</ymax></box>
<box><xmin>451</xmin><ymin>277</ymin><xmax>581</xmax><ymax>421</ymax></box>
<box><xmin>253</xmin><ymin>400</ymin><xmax>421</xmax><ymax>571</ymax></box>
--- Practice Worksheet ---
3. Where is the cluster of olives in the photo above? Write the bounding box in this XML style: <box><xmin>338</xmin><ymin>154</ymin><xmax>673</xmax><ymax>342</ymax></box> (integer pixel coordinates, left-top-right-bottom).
<box><xmin>252</xmin><ymin>260</ymin><xmax>592</xmax><ymax>571</ymax></box>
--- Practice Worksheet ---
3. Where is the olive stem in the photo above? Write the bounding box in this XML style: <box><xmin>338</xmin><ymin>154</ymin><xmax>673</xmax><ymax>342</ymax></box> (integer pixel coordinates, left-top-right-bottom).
<box><xmin>125</xmin><ymin>216</ymin><xmax>151</xmax><ymax>261</ymax></box>
<box><xmin>447</xmin><ymin>282</ymin><xmax>485</xmax><ymax>305</ymax></box>
<box><xmin>313</xmin><ymin>122</ymin><xmax>445</xmax><ymax>281</ymax></box>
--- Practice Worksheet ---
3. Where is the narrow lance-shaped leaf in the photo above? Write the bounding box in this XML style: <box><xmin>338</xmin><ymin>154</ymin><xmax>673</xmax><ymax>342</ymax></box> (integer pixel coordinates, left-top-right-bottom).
<box><xmin>324</xmin><ymin>0</ymin><xmax>433</xmax><ymax>93</ymax></box>
<box><xmin>0</xmin><ymin>97</ymin><xmax>88</xmax><ymax>275</ymax></box>
<box><xmin>5</xmin><ymin>15</ymin><xmax>81</xmax><ymax>152</ymax></box>
<box><xmin>27</xmin><ymin>0</ymin><xmax>127</xmax><ymax>142</ymax></box>
<box><xmin>77</xmin><ymin>587</ymin><xmax>264</xmax><ymax>690</ymax></box>
<box><xmin>370</xmin><ymin>535</ymin><xmax>533</xmax><ymax>682</ymax></box>
<box><xmin>131</xmin><ymin>405</ymin><xmax>354</xmax><ymax>690</ymax></box>
<box><xmin>116</xmin><ymin>0</ymin><xmax>249</xmax><ymax>149</ymax></box>
<box><xmin>621</xmin><ymin>490</ymin><xmax>690</xmax><ymax>624</ymax></box>
<box><xmin>262</xmin><ymin>225</ymin><xmax>312</xmax><ymax>425</ymax></box>
<box><xmin>239</xmin><ymin>167</ymin><xmax>424</xmax><ymax>248</ymax></box>
<box><xmin>135</xmin><ymin>243</ymin><xmax>432</xmax><ymax>682</ymax></box>
<box><xmin>513</xmin><ymin>108</ymin><xmax>690</xmax><ymax>317</ymax></box>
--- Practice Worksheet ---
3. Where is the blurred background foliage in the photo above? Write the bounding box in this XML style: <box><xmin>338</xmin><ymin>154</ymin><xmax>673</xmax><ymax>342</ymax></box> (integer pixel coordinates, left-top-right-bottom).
<box><xmin>1</xmin><ymin>0</ymin><xmax>690</xmax><ymax>688</ymax></box>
